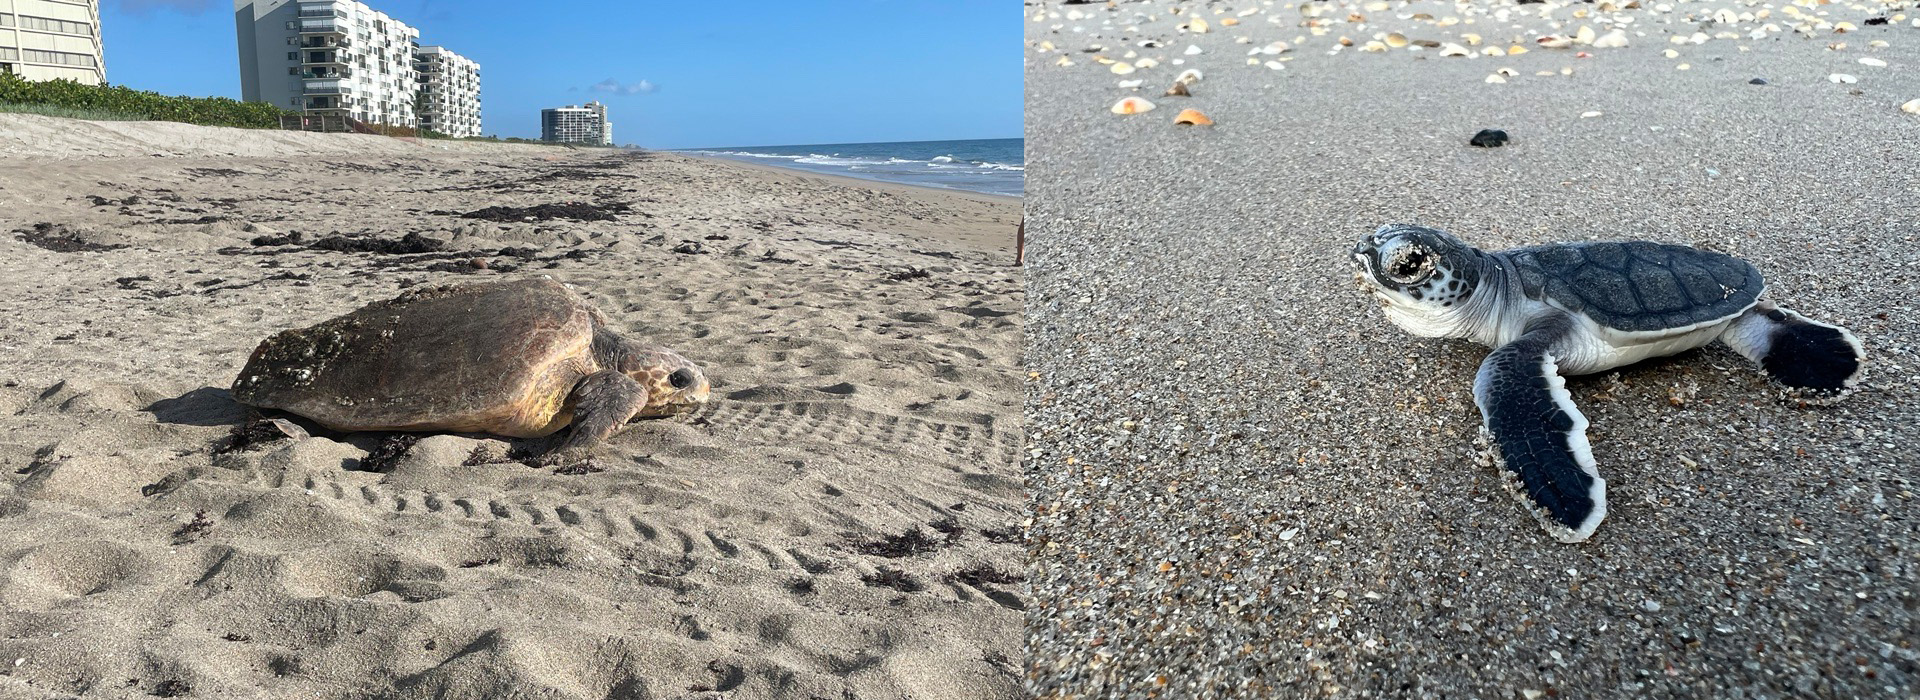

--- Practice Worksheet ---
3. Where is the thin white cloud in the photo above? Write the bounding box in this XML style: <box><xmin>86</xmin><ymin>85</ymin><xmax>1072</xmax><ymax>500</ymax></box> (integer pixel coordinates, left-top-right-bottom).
<box><xmin>587</xmin><ymin>78</ymin><xmax>658</xmax><ymax>96</ymax></box>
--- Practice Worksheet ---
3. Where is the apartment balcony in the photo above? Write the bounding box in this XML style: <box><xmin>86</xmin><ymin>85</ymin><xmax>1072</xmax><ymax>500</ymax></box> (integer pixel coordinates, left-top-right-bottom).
<box><xmin>299</xmin><ymin>37</ymin><xmax>351</xmax><ymax>49</ymax></box>
<box><xmin>299</xmin><ymin>19</ymin><xmax>346</xmax><ymax>35</ymax></box>
<box><xmin>301</xmin><ymin>51</ymin><xmax>348</xmax><ymax>66</ymax></box>
<box><xmin>298</xmin><ymin>7</ymin><xmax>345</xmax><ymax>18</ymax></box>
<box><xmin>301</xmin><ymin>67</ymin><xmax>352</xmax><ymax>79</ymax></box>
<box><xmin>303</xmin><ymin>81</ymin><xmax>348</xmax><ymax>95</ymax></box>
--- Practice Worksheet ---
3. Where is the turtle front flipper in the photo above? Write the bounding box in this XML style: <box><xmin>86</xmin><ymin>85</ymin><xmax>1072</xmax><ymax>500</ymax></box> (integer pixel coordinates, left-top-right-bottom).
<box><xmin>544</xmin><ymin>370</ymin><xmax>649</xmax><ymax>463</ymax></box>
<box><xmin>1718</xmin><ymin>301</ymin><xmax>1865</xmax><ymax>399</ymax></box>
<box><xmin>1471</xmin><ymin>313</ymin><xmax>1607</xmax><ymax>543</ymax></box>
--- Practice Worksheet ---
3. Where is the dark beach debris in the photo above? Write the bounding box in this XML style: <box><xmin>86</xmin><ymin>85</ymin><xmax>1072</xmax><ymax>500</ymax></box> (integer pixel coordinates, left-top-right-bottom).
<box><xmin>461</xmin><ymin>445</ymin><xmax>497</xmax><ymax>466</ymax></box>
<box><xmin>440</xmin><ymin>201</ymin><xmax>634</xmax><ymax>222</ymax></box>
<box><xmin>671</xmin><ymin>241</ymin><xmax>705</xmax><ymax>255</ymax></box>
<box><xmin>1749</xmin><ymin>77</ymin><xmax>1769</xmax><ymax>85</ymax></box>
<box><xmin>979</xmin><ymin>525</ymin><xmax>1023</xmax><ymax>544</ymax></box>
<box><xmin>785</xmin><ymin>576</ymin><xmax>816</xmax><ymax>595</ymax></box>
<box><xmin>850</xmin><ymin>526</ymin><xmax>946</xmax><ymax>557</ymax></box>
<box><xmin>115</xmin><ymin>275</ymin><xmax>152</xmax><ymax>289</ymax></box>
<box><xmin>217</xmin><ymin>417</ymin><xmax>308</xmax><ymax>454</ymax></box>
<box><xmin>1469</xmin><ymin>129</ymin><xmax>1510</xmax><ymax>148</ymax></box>
<box><xmin>356</xmin><ymin>434</ymin><xmax>420</xmax><ymax>473</ymax></box>
<box><xmin>220</xmin><ymin>633</ymin><xmax>251</xmax><ymax>642</ymax></box>
<box><xmin>14</xmin><ymin>222</ymin><xmax>127</xmax><ymax>253</ymax></box>
<box><xmin>185</xmin><ymin>167</ymin><xmax>247</xmax><ymax>178</ymax></box>
<box><xmin>246</xmin><ymin>230</ymin><xmax>445</xmax><ymax>254</ymax></box>
<box><xmin>944</xmin><ymin>564</ymin><xmax>1025</xmax><ymax>587</ymax></box>
<box><xmin>861</xmin><ymin>566</ymin><xmax>924</xmax><ymax>593</ymax></box>
<box><xmin>312</xmin><ymin>232</ymin><xmax>445</xmax><ymax>255</ymax></box>
<box><xmin>886</xmin><ymin>267</ymin><xmax>932</xmax><ymax>281</ymax></box>
<box><xmin>458</xmin><ymin>557</ymin><xmax>501</xmax><ymax>568</ymax></box>
<box><xmin>928</xmin><ymin>517</ymin><xmax>965</xmax><ymax>544</ymax></box>
<box><xmin>1865</xmin><ymin>16</ymin><xmax>1888</xmax><ymax>25</ymax></box>
<box><xmin>170</xmin><ymin>510</ymin><xmax>215</xmax><ymax>545</ymax></box>
<box><xmin>154</xmin><ymin>215</ymin><xmax>232</xmax><ymax>226</ymax></box>
<box><xmin>150</xmin><ymin>679</ymin><xmax>193</xmax><ymax>697</ymax></box>
<box><xmin>553</xmin><ymin>462</ymin><xmax>607</xmax><ymax>476</ymax></box>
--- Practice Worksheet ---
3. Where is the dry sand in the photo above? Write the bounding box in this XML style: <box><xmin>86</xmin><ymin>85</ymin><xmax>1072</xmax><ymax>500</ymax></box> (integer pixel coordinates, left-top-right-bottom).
<box><xmin>0</xmin><ymin>114</ymin><xmax>1025</xmax><ymax>699</ymax></box>
<box><xmin>1025</xmin><ymin>0</ymin><xmax>1917</xmax><ymax>698</ymax></box>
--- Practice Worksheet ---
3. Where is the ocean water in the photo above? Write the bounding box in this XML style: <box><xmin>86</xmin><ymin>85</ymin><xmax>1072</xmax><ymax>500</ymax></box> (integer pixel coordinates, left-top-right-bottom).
<box><xmin>680</xmin><ymin>138</ymin><xmax>1023</xmax><ymax>197</ymax></box>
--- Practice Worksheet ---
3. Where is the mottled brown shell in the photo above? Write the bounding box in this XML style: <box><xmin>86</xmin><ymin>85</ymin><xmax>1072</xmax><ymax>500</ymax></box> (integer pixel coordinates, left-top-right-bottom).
<box><xmin>231</xmin><ymin>278</ymin><xmax>606</xmax><ymax>437</ymax></box>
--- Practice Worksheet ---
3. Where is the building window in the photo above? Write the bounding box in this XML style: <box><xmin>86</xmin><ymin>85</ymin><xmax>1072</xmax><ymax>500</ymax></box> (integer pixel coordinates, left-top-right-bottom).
<box><xmin>288</xmin><ymin>52</ymin><xmax>298</xmax><ymax>61</ymax></box>
<box><xmin>22</xmin><ymin>49</ymin><xmax>97</xmax><ymax>68</ymax></box>
<box><xmin>18</xmin><ymin>15</ymin><xmax>94</xmax><ymax>36</ymax></box>
<box><xmin>0</xmin><ymin>15</ymin><xmax>12</xmax><ymax>27</ymax></box>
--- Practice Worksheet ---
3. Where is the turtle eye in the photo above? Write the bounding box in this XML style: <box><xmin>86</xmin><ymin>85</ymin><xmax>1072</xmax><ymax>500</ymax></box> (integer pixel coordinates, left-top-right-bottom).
<box><xmin>1386</xmin><ymin>246</ymin><xmax>1433</xmax><ymax>284</ymax></box>
<box><xmin>668</xmin><ymin>368</ymin><xmax>697</xmax><ymax>390</ymax></box>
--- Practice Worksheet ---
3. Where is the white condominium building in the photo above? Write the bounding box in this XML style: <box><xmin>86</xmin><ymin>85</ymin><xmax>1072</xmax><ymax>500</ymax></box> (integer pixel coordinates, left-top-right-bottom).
<box><xmin>414</xmin><ymin>45</ymin><xmax>479</xmax><ymax>137</ymax></box>
<box><xmin>0</xmin><ymin>0</ymin><xmax>106</xmax><ymax>85</ymax></box>
<box><xmin>234</xmin><ymin>0</ymin><xmax>420</xmax><ymax>128</ymax></box>
<box><xmin>541</xmin><ymin>101</ymin><xmax>612</xmax><ymax>146</ymax></box>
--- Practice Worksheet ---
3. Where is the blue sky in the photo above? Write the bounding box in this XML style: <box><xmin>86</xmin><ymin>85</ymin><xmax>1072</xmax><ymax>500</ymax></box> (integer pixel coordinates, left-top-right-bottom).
<box><xmin>101</xmin><ymin>0</ymin><xmax>1019</xmax><ymax>149</ymax></box>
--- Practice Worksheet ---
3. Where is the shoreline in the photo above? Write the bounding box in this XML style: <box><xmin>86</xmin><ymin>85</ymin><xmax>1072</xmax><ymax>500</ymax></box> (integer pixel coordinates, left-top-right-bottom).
<box><xmin>675</xmin><ymin>149</ymin><xmax>1024</xmax><ymax>202</ymax></box>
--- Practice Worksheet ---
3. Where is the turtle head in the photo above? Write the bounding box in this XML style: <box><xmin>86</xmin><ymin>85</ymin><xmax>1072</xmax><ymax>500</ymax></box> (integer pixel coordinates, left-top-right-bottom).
<box><xmin>621</xmin><ymin>346</ymin><xmax>712</xmax><ymax>417</ymax></box>
<box><xmin>1350</xmin><ymin>223</ymin><xmax>1485</xmax><ymax>337</ymax></box>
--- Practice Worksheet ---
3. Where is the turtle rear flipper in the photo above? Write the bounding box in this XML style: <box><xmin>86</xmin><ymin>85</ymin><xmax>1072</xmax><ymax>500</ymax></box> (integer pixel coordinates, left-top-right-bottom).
<box><xmin>544</xmin><ymin>369</ymin><xmax>649</xmax><ymax>463</ymax></box>
<box><xmin>1472</xmin><ymin>313</ymin><xmax>1608</xmax><ymax>544</ymax></box>
<box><xmin>1720</xmin><ymin>302</ymin><xmax>1865</xmax><ymax>397</ymax></box>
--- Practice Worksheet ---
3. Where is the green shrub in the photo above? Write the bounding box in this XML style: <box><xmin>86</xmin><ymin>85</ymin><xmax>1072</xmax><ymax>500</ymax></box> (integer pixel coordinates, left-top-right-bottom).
<box><xmin>0</xmin><ymin>72</ymin><xmax>292</xmax><ymax>129</ymax></box>
<box><xmin>0</xmin><ymin>101</ymin><xmax>146</xmax><ymax>121</ymax></box>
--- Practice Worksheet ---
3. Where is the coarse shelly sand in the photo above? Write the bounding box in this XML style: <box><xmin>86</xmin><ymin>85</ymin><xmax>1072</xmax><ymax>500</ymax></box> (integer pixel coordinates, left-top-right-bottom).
<box><xmin>1025</xmin><ymin>0</ymin><xmax>1918</xmax><ymax>698</ymax></box>
<box><xmin>0</xmin><ymin>116</ymin><xmax>1025</xmax><ymax>699</ymax></box>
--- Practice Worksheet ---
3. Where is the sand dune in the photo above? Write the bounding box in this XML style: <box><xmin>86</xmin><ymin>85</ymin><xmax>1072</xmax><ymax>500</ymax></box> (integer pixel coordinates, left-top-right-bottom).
<box><xmin>0</xmin><ymin>114</ymin><xmax>1025</xmax><ymax>699</ymax></box>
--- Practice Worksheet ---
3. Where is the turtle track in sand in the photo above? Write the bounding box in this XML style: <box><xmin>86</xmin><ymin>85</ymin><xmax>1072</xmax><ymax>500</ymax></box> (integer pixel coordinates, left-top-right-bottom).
<box><xmin>698</xmin><ymin>399</ymin><xmax>1021</xmax><ymax>469</ymax></box>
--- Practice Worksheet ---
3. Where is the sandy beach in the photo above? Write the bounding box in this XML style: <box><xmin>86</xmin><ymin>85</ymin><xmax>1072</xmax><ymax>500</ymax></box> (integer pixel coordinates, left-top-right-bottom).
<box><xmin>0</xmin><ymin>114</ymin><xmax>1024</xmax><ymax>699</ymax></box>
<box><xmin>1025</xmin><ymin>0</ymin><xmax>1917</xmax><ymax>697</ymax></box>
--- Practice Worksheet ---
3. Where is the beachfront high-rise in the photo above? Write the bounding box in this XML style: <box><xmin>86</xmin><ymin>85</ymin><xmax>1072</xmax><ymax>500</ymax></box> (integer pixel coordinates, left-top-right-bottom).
<box><xmin>414</xmin><ymin>45</ymin><xmax>480</xmax><ymax>137</ymax></box>
<box><xmin>233</xmin><ymin>0</ymin><xmax>420</xmax><ymax>128</ymax></box>
<box><xmin>541</xmin><ymin>101</ymin><xmax>612</xmax><ymax>146</ymax></box>
<box><xmin>0</xmin><ymin>0</ymin><xmax>106</xmax><ymax>85</ymax></box>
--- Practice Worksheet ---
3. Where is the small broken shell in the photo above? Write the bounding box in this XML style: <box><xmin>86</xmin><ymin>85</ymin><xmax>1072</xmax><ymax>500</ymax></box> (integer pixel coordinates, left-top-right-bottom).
<box><xmin>1536</xmin><ymin>35</ymin><xmax>1573</xmax><ymax>48</ymax></box>
<box><xmin>1858</xmin><ymin>57</ymin><xmax>1887</xmax><ymax>67</ymax></box>
<box><xmin>1828</xmin><ymin>73</ymin><xmax>1858</xmax><ymax>84</ymax></box>
<box><xmin>1189</xmin><ymin>17</ymin><xmax>1209</xmax><ymax>33</ymax></box>
<box><xmin>1111</xmin><ymin>96</ymin><xmax>1157</xmax><ymax>115</ymax></box>
<box><xmin>1111</xmin><ymin>62</ymin><xmax>1136</xmax><ymax>75</ymax></box>
<box><xmin>1175</xmin><ymin>68</ymin><xmax>1204</xmax><ymax>84</ymax></box>
<box><xmin>1164</xmin><ymin>81</ymin><xmax>1191</xmax><ymax>97</ymax></box>
<box><xmin>1486</xmin><ymin>74</ymin><xmax>1508</xmax><ymax>84</ymax></box>
<box><xmin>1385</xmin><ymin>33</ymin><xmax>1410</xmax><ymax>48</ymax></box>
<box><xmin>1901</xmin><ymin>98</ymin><xmax>1920</xmax><ymax>115</ymax></box>
<box><xmin>1173</xmin><ymin>108</ymin><xmax>1214</xmax><ymax>125</ymax></box>
<box><xmin>1440</xmin><ymin>43</ymin><xmax>1470</xmax><ymax>57</ymax></box>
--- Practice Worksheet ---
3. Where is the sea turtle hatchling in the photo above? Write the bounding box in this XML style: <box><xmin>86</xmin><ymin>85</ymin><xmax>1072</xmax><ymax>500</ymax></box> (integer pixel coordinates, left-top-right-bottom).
<box><xmin>232</xmin><ymin>277</ymin><xmax>711</xmax><ymax>461</ymax></box>
<box><xmin>1351</xmin><ymin>224</ymin><xmax>1865</xmax><ymax>543</ymax></box>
